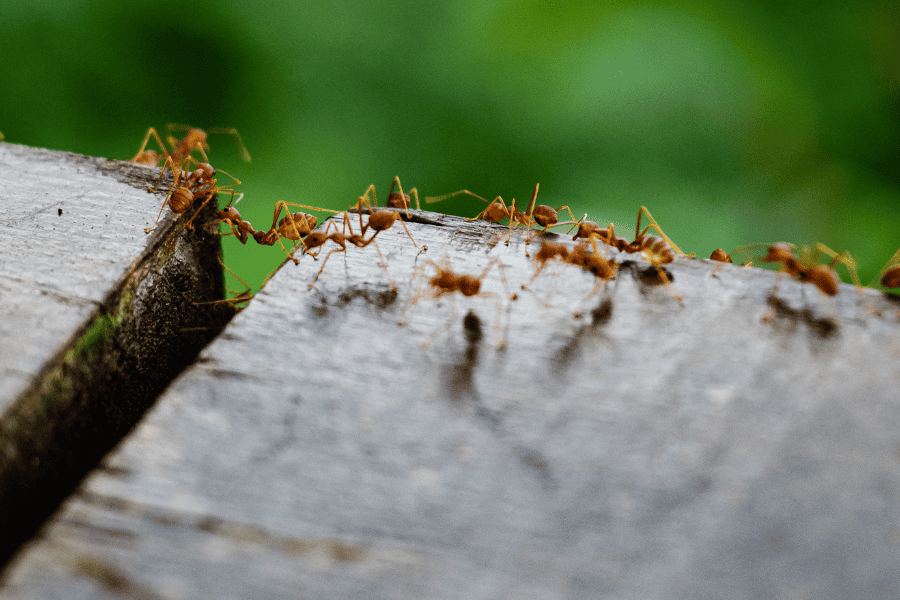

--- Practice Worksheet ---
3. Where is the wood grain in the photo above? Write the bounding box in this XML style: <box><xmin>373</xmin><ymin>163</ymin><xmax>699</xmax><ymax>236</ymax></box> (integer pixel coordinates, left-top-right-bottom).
<box><xmin>3</xmin><ymin>205</ymin><xmax>900</xmax><ymax>599</ymax></box>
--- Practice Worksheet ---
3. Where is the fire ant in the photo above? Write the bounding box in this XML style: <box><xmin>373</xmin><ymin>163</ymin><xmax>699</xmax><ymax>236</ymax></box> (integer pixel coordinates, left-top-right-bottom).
<box><xmin>524</xmin><ymin>239</ymin><xmax>619</xmax><ymax>314</ymax></box>
<box><xmin>736</xmin><ymin>242</ymin><xmax>861</xmax><ymax>321</ymax></box>
<box><xmin>408</xmin><ymin>256</ymin><xmax>511</xmax><ymax>348</ymax></box>
<box><xmin>250</xmin><ymin>200</ymin><xmax>334</xmax><ymax>263</ymax></box>
<box><xmin>205</xmin><ymin>194</ymin><xmax>256</xmax><ymax>244</ymax></box>
<box><xmin>358</xmin><ymin>176</ymin><xmax>421</xmax><ymax>211</ymax></box>
<box><xmin>144</xmin><ymin>161</ymin><xmax>241</xmax><ymax>234</ymax></box>
<box><xmin>130</xmin><ymin>124</ymin><xmax>250</xmax><ymax>166</ymax></box>
<box><xmin>300</xmin><ymin>211</ymin><xmax>396</xmax><ymax>291</ymax></box>
<box><xmin>351</xmin><ymin>189</ymin><xmax>419</xmax><ymax>249</ymax></box>
<box><xmin>748</xmin><ymin>242</ymin><xmax>861</xmax><ymax>297</ymax></box>
<box><xmin>426</xmin><ymin>183</ymin><xmax>578</xmax><ymax>245</ymax></box>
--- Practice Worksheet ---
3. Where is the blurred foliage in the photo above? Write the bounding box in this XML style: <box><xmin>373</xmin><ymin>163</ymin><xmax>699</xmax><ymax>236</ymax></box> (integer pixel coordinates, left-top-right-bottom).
<box><xmin>1</xmin><ymin>0</ymin><xmax>897</xmax><ymax>293</ymax></box>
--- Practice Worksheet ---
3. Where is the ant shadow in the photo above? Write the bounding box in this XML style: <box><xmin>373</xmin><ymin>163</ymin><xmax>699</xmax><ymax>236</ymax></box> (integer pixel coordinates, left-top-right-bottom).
<box><xmin>763</xmin><ymin>293</ymin><xmax>841</xmax><ymax>355</ymax></box>
<box><xmin>308</xmin><ymin>285</ymin><xmax>399</xmax><ymax>319</ymax></box>
<box><xmin>550</xmin><ymin>296</ymin><xmax>615</xmax><ymax>379</ymax></box>
<box><xmin>440</xmin><ymin>311</ymin><xmax>556</xmax><ymax>490</ymax></box>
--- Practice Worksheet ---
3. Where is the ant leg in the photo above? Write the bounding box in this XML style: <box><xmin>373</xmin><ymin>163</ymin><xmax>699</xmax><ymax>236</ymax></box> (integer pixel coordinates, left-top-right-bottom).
<box><xmin>359</xmin><ymin>184</ymin><xmax>379</xmax><ymax>208</ymax></box>
<box><xmin>355</xmin><ymin>232</ymin><xmax>397</xmax><ymax>292</ymax></box>
<box><xmin>308</xmin><ymin>243</ymin><xmax>348</xmax><ymax>289</ymax></box>
<box><xmin>636</xmin><ymin>206</ymin><xmax>686</xmax><ymax>256</ymax></box>
<box><xmin>408</xmin><ymin>188</ymin><xmax>422</xmax><ymax>210</ymax></box>
<box><xmin>131</xmin><ymin>127</ymin><xmax>168</xmax><ymax>163</ymax></box>
<box><xmin>148</xmin><ymin>155</ymin><xmax>179</xmax><ymax>193</ymax></box>
<box><xmin>144</xmin><ymin>166</ymin><xmax>185</xmax><ymax>234</ymax></box>
<box><xmin>478</xmin><ymin>257</ymin><xmax>511</xmax><ymax>299</ymax></box>
<box><xmin>389</xmin><ymin>176</ymin><xmax>413</xmax><ymax>218</ymax></box>
<box><xmin>813</xmin><ymin>243</ymin><xmax>862</xmax><ymax>288</ymax></box>
<box><xmin>207</xmin><ymin>127</ymin><xmax>252</xmax><ymax>161</ymax></box>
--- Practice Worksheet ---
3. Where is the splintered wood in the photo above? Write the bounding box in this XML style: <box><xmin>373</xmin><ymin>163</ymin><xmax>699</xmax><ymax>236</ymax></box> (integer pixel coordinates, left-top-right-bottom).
<box><xmin>4</xmin><ymin>207</ymin><xmax>900</xmax><ymax>599</ymax></box>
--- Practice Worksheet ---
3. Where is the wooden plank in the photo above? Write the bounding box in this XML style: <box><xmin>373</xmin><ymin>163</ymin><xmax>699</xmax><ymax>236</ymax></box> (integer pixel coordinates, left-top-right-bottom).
<box><xmin>3</xmin><ymin>207</ymin><xmax>900</xmax><ymax>599</ymax></box>
<box><xmin>0</xmin><ymin>143</ymin><xmax>233</xmax><ymax>566</ymax></box>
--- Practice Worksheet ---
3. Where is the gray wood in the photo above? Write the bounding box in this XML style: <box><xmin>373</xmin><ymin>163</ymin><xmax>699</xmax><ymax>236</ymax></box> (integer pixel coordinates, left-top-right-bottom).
<box><xmin>3</xmin><ymin>207</ymin><xmax>900</xmax><ymax>599</ymax></box>
<box><xmin>0</xmin><ymin>143</ymin><xmax>232</xmax><ymax>567</ymax></box>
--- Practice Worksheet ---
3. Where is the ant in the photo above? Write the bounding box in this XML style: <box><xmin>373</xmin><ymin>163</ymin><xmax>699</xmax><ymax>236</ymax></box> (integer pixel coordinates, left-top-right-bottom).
<box><xmin>205</xmin><ymin>194</ymin><xmax>256</xmax><ymax>244</ymax></box>
<box><xmin>573</xmin><ymin>207</ymin><xmax>685</xmax><ymax>256</ymax></box>
<box><xmin>131</xmin><ymin>124</ymin><xmax>250</xmax><ymax>167</ymax></box>
<box><xmin>746</xmin><ymin>242</ymin><xmax>860</xmax><ymax>297</ymax></box>
<box><xmin>736</xmin><ymin>242</ymin><xmax>863</xmax><ymax>322</ymax></box>
<box><xmin>300</xmin><ymin>211</ymin><xmax>396</xmax><ymax>291</ymax></box>
<box><xmin>250</xmin><ymin>200</ymin><xmax>333</xmax><ymax>263</ymax></box>
<box><xmin>358</xmin><ymin>176</ymin><xmax>421</xmax><ymax>211</ymax></box>
<box><xmin>426</xmin><ymin>183</ymin><xmax>578</xmax><ymax>245</ymax></box>
<box><xmin>525</xmin><ymin>239</ymin><xmax>618</xmax><ymax>314</ymax></box>
<box><xmin>408</xmin><ymin>256</ymin><xmax>511</xmax><ymax>348</ymax></box>
<box><xmin>144</xmin><ymin>161</ymin><xmax>241</xmax><ymax>234</ymax></box>
<box><xmin>351</xmin><ymin>188</ymin><xmax>420</xmax><ymax>249</ymax></box>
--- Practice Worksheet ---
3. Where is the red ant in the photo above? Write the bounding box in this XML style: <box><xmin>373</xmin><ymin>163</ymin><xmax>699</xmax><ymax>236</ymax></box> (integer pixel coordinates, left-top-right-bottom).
<box><xmin>408</xmin><ymin>256</ymin><xmax>511</xmax><ymax>348</ymax></box>
<box><xmin>205</xmin><ymin>194</ymin><xmax>256</xmax><ymax>244</ymax></box>
<box><xmin>299</xmin><ymin>211</ymin><xmax>396</xmax><ymax>291</ymax></box>
<box><xmin>144</xmin><ymin>161</ymin><xmax>241</xmax><ymax>234</ymax></box>
<box><xmin>735</xmin><ymin>242</ymin><xmax>862</xmax><ymax>321</ymax></box>
<box><xmin>250</xmin><ymin>201</ymin><xmax>334</xmax><ymax>263</ymax></box>
<box><xmin>426</xmin><ymin>183</ymin><xmax>579</xmax><ymax>245</ymax></box>
<box><xmin>358</xmin><ymin>176</ymin><xmax>421</xmax><ymax>211</ymax></box>
<box><xmin>744</xmin><ymin>242</ymin><xmax>860</xmax><ymax>297</ymax></box>
<box><xmin>351</xmin><ymin>186</ymin><xmax>420</xmax><ymax>249</ymax></box>
<box><xmin>525</xmin><ymin>239</ymin><xmax>619</xmax><ymax>314</ymax></box>
<box><xmin>131</xmin><ymin>124</ymin><xmax>250</xmax><ymax>166</ymax></box>
<box><xmin>571</xmin><ymin>207</ymin><xmax>683</xmax><ymax>302</ymax></box>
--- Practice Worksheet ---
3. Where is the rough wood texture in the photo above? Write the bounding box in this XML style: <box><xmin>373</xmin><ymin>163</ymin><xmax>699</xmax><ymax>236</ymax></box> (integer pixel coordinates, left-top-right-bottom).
<box><xmin>3</xmin><ymin>207</ymin><xmax>900</xmax><ymax>599</ymax></box>
<box><xmin>0</xmin><ymin>143</ymin><xmax>233</xmax><ymax>567</ymax></box>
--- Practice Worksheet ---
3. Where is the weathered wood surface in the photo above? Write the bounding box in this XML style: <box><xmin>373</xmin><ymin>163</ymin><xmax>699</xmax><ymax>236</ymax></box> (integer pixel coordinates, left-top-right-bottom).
<box><xmin>3</xmin><ymin>207</ymin><xmax>900</xmax><ymax>599</ymax></box>
<box><xmin>0</xmin><ymin>143</ymin><xmax>232</xmax><ymax>567</ymax></box>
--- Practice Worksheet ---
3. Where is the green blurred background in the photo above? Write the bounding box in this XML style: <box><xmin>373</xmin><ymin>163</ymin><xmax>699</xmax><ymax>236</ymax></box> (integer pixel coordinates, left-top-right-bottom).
<box><xmin>2</xmin><ymin>0</ymin><xmax>898</xmax><ymax>294</ymax></box>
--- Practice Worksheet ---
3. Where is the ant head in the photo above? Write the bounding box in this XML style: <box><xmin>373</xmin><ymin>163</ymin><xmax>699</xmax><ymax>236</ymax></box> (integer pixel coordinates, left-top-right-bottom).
<box><xmin>574</xmin><ymin>220</ymin><xmax>600</xmax><ymax>240</ymax></box>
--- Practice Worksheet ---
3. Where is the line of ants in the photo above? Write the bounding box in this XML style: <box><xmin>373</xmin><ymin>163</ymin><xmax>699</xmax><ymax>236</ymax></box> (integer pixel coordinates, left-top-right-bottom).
<box><xmin>127</xmin><ymin>127</ymin><xmax>900</xmax><ymax>326</ymax></box>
